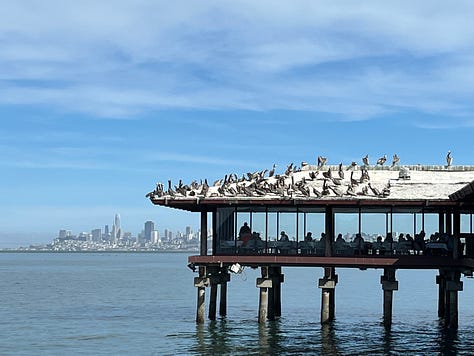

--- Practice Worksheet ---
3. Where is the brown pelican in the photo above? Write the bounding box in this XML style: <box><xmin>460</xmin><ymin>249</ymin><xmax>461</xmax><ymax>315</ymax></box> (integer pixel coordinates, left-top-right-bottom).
<box><xmin>312</xmin><ymin>187</ymin><xmax>322</xmax><ymax>197</ymax></box>
<box><xmin>346</xmin><ymin>185</ymin><xmax>357</xmax><ymax>196</ymax></box>
<box><xmin>391</xmin><ymin>154</ymin><xmax>400</xmax><ymax>167</ymax></box>
<box><xmin>446</xmin><ymin>150</ymin><xmax>452</xmax><ymax>166</ymax></box>
<box><xmin>346</xmin><ymin>161</ymin><xmax>357</xmax><ymax>170</ymax></box>
<box><xmin>362</xmin><ymin>154</ymin><xmax>369</xmax><ymax>166</ymax></box>
<box><xmin>338</xmin><ymin>163</ymin><xmax>344</xmax><ymax>179</ymax></box>
<box><xmin>350</xmin><ymin>171</ymin><xmax>359</xmax><ymax>186</ymax></box>
<box><xmin>268</xmin><ymin>164</ymin><xmax>276</xmax><ymax>177</ymax></box>
<box><xmin>284</xmin><ymin>163</ymin><xmax>294</xmax><ymax>175</ymax></box>
<box><xmin>322</xmin><ymin>168</ymin><xmax>332</xmax><ymax>179</ymax></box>
<box><xmin>309</xmin><ymin>171</ymin><xmax>318</xmax><ymax>180</ymax></box>
<box><xmin>317</xmin><ymin>155</ymin><xmax>327</xmax><ymax>168</ymax></box>
<box><xmin>368</xmin><ymin>182</ymin><xmax>381</xmax><ymax>196</ymax></box>
<box><xmin>376</xmin><ymin>154</ymin><xmax>387</xmax><ymax>166</ymax></box>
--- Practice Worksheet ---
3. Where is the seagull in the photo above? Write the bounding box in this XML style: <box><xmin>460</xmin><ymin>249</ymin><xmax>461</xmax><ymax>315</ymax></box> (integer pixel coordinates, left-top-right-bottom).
<box><xmin>376</xmin><ymin>154</ymin><xmax>387</xmax><ymax>166</ymax></box>
<box><xmin>446</xmin><ymin>150</ymin><xmax>452</xmax><ymax>167</ymax></box>
<box><xmin>391</xmin><ymin>154</ymin><xmax>400</xmax><ymax>167</ymax></box>
<box><xmin>317</xmin><ymin>155</ymin><xmax>327</xmax><ymax>168</ymax></box>
<box><xmin>362</xmin><ymin>154</ymin><xmax>369</xmax><ymax>166</ymax></box>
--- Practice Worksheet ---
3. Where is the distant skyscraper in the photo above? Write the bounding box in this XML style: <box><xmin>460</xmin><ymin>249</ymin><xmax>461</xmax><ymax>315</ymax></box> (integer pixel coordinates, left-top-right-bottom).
<box><xmin>91</xmin><ymin>228</ymin><xmax>102</xmax><ymax>242</ymax></box>
<box><xmin>144</xmin><ymin>221</ymin><xmax>155</xmax><ymax>241</ymax></box>
<box><xmin>186</xmin><ymin>226</ymin><xmax>191</xmax><ymax>240</ymax></box>
<box><xmin>112</xmin><ymin>213</ymin><xmax>122</xmax><ymax>242</ymax></box>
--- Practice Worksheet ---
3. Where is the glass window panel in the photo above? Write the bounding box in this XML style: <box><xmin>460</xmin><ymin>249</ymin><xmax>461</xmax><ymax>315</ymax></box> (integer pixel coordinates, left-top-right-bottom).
<box><xmin>461</xmin><ymin>214</ymin><xmax>471</xmax><ymax>234</ymax></box>
<box><xmin>252</xmin><ymin>212</ymin><xmax>266</xmax><ymax>240</ymax></box>
<box><xmin>335</xmin><ymin>213</ymin><xmax>358</xmax><ymax>242</ymax></box>
<box><xmin>392</xmin><ymin>213</ymin><xmax>413</xmax><ymax>240</ymax></box>
<box><xmin>267</xmin><ymin>212</ymin><xmax>278</xmax><ymax>241</ymax></box>
<box><xmin>306</xmin><ymin>213</ymin><xmax>325</xmax><ymax>241</ymax></box>
<box><xmin>360</xmin><ymin>213</ymin><xmax>386</xmax><ymax>242</ymax></box>
<box><xmin>279</xmin><ymin>212</ymin><xmax>296</xmax><ymax>241</ymax></box>
<box><xmin>422</xmin><ymin>213</ymin><xmax>438</xmax><ymax>238</ymax></box>
<box><xmin>236</xmin><ymin>211</ymin><xmax>251</xmax><ymax>238</ymax></box>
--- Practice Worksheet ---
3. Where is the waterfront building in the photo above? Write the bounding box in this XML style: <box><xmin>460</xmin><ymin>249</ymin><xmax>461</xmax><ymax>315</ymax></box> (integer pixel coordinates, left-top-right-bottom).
<box><xmin>149</xmin><ymin>162</ymin><xmax>474</xmax><ymax>328</ymax></box>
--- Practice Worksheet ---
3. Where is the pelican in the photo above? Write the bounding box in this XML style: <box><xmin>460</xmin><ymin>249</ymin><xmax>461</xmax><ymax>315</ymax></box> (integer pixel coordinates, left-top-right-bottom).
<box><xmin>346</xmin><ymin>161</ymin><xmax>357</xmax><ymax>170</ymax></box>
<box><xmin>338</xmin><ymin>163</ymin><xmax>344</xmax><ymax>179</ymax></box>
<box><xmin>268</xmin><ymin>164</ymin><xmax>276</xmax><ymax>177</ymax></box>
<box><xmin>376</xmin><ymin>154</ymin><xmax>387</xmax><ymax>166</ymax></box>
<box><xmin>317</xmin><ymin>155</ymin><xmax>327</xmax><ymax>168</ymax></box>
<box><xmin>446</xmin><ymin>150</ymin><xmax>452</xmax><ymax>167</ymax></box>
<box><xmin>322</xmin><ymin>168</ymin><xmax>332</xmax><ymax>179</ymax></box>
<box><xmin>362</xmin><ymin>154</ymin><xmax>369</xmax><ymax>166</ymax></box>
<box><xmin>391</xmin><ymin>154</ymin><xmax>400</xmax><ymax>167</ymax></box>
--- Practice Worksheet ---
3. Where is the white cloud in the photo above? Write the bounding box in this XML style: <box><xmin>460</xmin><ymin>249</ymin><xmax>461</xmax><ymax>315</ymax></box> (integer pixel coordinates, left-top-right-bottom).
<box><xmin>0</xmin><ymin>1</ymin><xmax>474</xmax><ymax>121</ymax></box>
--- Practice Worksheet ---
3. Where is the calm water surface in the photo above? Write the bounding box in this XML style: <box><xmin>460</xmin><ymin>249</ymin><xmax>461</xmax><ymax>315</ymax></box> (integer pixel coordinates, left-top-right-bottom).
<box><xmin>1</xmin><ymin>253</ymin><xmax>474</xmax><ymax>355</ymax></box>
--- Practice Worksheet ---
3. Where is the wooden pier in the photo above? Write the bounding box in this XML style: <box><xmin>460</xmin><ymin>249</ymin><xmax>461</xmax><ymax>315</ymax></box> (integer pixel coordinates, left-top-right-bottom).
<box><xmin>149</xmin><ymin>164</ymin><xmax>474</xmax><ymax>328</ymax></box>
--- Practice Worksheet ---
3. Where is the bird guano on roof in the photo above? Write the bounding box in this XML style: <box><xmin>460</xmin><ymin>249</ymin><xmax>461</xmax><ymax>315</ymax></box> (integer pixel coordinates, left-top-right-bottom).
<box><xmin>146</xmin><ymin>160</ymin><xmax>474</xmax><ymax>207</ymax></box>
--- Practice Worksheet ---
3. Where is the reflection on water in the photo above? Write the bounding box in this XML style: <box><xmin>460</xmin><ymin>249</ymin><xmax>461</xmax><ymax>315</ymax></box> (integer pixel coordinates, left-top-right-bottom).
<box><xmin>321</xmin><ymin>323</ymin><xmax>340</xmax><ymax>355</ymax></box>
<box><xmin>190</xmin><ymin>316</ymin><xmax>467</xmax><ymax>355</ymax></box>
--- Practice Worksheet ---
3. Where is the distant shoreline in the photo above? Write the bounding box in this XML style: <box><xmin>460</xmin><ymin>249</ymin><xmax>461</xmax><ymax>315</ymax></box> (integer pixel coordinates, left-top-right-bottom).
<box><xmin>0</xmin><ymin>250</ymin><xmax>196</xmax><ymax>254</ymax></box>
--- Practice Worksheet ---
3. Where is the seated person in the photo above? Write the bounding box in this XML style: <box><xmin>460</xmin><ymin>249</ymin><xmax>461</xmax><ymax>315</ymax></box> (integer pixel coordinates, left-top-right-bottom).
<box><xmin>239</xmin><ymin>222</ymin><xmax>252</xmax><ymax>241</ymax></box>
<box><xmin>279</xmin><ymin>231</ymin><xmax>289</xmax><ymax>241</ymax></box>
<box><xmin>304</xmin><ymin>232</ymin><xmax>313</xmax><ymax>242</ymax></box>
<box><xmin>384</xmin><ymin>233</ymin><xmax>393</xmax><ymax>243</ymax></box>
<box><xmin>353</xmin><ymin>233</ymin><xmax>365</xmax><ymax>254</ymax></box>
<box><xmin>398</xmin><ymin>233</ymin><xmax>406</xmax><ymax>242</ymax></box>
<box><xmin>336</xmin><ymin>233</ymin><xmax>345</xmax><ymax>242</ymax></box>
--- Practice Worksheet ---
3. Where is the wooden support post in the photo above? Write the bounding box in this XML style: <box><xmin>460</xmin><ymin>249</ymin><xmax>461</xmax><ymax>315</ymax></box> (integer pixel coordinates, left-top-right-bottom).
<box><xmin>444</xmin><ymin>270</ymin><xmax>462</xmax><ymax>329</ymax></box>
<box><xmin>195</xmin><ymin>266</ymin><xmax>207</xmax><ymax>324</ymax></box>
<box><xmin>196</xmin><ymin>286</ymin><xmax>206</xmax><ymax>324</ymax></box>
<box><xmin>274</xmin><ymin>266</ymin><xmax>282</xmax><ymax>317</ymax></box>
<box><xmin>325</xmin><ymin>208</ymin><xmax>334</xmax><ymax>256</ymax></box>
<box><xmin>208</xmin><ymin>284</ymin><xmax>217</xmax><ymax>320</ymax></box>
<box><xmin>200</xmin><ymin>211</ymin><xmax>207</xmax><ymax>256</ymax></box>
<box><xmin>219</xmin><ymin>280</ymin><xmax>227</xmax><ymax>317</ymax></box>
<box><xmin>319</xmin><ymin>267</ymin><xmax>337</xmax><ymax>324</ymax></box>
<box><xmin>381</xmin><ymin>268</ymin><xmax>398</xmax><ymax>327</ymax></box>
<box><xmin>257</xmin><ymin>266</ymin><xmax>270</xmax><ymax>323</ymax></box>
<box><xmin>436</xmin><ymin>271</ymin><xmax>446</xmax><ymax>318</ymax></box>
<box><xmin>439</xmin><ymin>212</ymin><xmax>445</xmax><ymax>235</ymax></box>
<box><xmin>446</xmin><ymin>212</ymin><xmax>452</xmax><ymax>236</ymax></box>
<box><xmin>453</xmin><ymin>210</ymin><xmax>461</xmax><ymax>259</ymax></box>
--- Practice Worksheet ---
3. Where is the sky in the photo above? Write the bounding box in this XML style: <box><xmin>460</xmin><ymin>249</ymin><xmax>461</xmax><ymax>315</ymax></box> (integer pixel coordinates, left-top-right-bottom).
<box><xmin>1</xmin><ymin>1</ymin><xmax>474</xmax><ymax>247</ymax></box>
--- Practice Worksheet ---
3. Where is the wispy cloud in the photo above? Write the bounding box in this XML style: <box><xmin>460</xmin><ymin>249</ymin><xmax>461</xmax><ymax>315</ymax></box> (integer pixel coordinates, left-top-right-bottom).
<box><xmin>1</xmin><ymin>1</ymin><xmax>474</xmax><ymax>122</ymax></box>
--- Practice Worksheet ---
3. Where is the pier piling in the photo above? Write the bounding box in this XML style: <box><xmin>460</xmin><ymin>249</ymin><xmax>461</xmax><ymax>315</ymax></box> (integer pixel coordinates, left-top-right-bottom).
<box><xmin>381</xmin><ymin>268</ymin><xmax>398</xmax><ymax>327</ymax></box>
<box><xmin>319</xmin><ymin>267</ymin><xmax>337</xmax><ymax>324</ymax></box>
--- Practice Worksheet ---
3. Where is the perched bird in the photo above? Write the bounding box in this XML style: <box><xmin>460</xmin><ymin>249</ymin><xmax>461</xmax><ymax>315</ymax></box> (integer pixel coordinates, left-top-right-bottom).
<box><xmin>338</xmin><ymin>163</ymin><xmax>344</xmax><ymax>179</ymax></box>
<box><xmin>391</xmin><ymin>154</ymin><xmax>400</xmax><ymax>167</ymax></box>
<box><xmin>309</xmin><ymin>171</ymin><xmax>318</xmax><ymax>180</ymax></box>
<box><xmin>317</xmin><ymin>155</ymin><xmax>327</xmax><ymax>168</ymax></box>
<box><xmin>346</xmin><ymin>161</ymin><xmax>357</xmax><ymax>170</ymax></box>
<box><xmin>362</xmin><ymin>154</ymin><xmax>369</xmax><ymax>166</ymax></box>
<box><xmin>312</xmin><ymin>187</ymin><xmax>322</xmax><ymax>198</ymax></box>
<box><xmin>446</xmin><ymin>151</ymin><xmax>452</xmax><ymax>167</ymax></box>
<box><xmin>322</xmin><ymin>168</ymin><xmax>332</xmax><ymax>179</ymax></box>
<box><xmin>268</xmin><ymin>164</ymin><xmax>276</xmax><ymax>177</ymax></box>
<box><xmin>376</xmin><ymin>154</ymin><xmax>387</xmax><ymax>166</ymax></box>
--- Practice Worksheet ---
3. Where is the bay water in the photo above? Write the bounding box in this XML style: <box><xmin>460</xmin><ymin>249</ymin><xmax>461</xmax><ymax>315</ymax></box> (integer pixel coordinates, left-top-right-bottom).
<box><xmin>1</xmin><ymin>252</ymin><xmax>474</xmax><ymax>355</ymax></box>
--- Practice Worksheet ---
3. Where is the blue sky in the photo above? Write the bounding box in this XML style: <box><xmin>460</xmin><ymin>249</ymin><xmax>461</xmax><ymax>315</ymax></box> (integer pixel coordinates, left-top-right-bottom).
<box><xmin>1</xmin><ymin>1</ymin><xmax>474</xmax><ymax>247</ymax></box>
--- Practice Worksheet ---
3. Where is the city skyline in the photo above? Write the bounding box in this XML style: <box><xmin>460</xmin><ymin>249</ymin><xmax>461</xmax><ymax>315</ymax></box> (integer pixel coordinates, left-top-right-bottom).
<box><xmin>1</xmin><ymin>2</ymin><xmax>474</xmax><ymax>248</ymax></box>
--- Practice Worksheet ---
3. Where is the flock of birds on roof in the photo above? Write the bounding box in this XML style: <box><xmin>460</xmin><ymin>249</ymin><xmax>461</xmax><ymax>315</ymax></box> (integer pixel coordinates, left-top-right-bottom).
<box><xmin>146</xmin><ymin>151</ymin><xmax>454</xmax><ymax>201</ymax></box>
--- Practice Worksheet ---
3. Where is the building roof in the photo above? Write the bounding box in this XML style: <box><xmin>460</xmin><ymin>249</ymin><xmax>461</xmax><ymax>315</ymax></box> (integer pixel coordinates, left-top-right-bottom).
<box><xmin>148</xmin><ymin>164</ymin><xmax>474</xmax><ymax>212</ymax></box>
